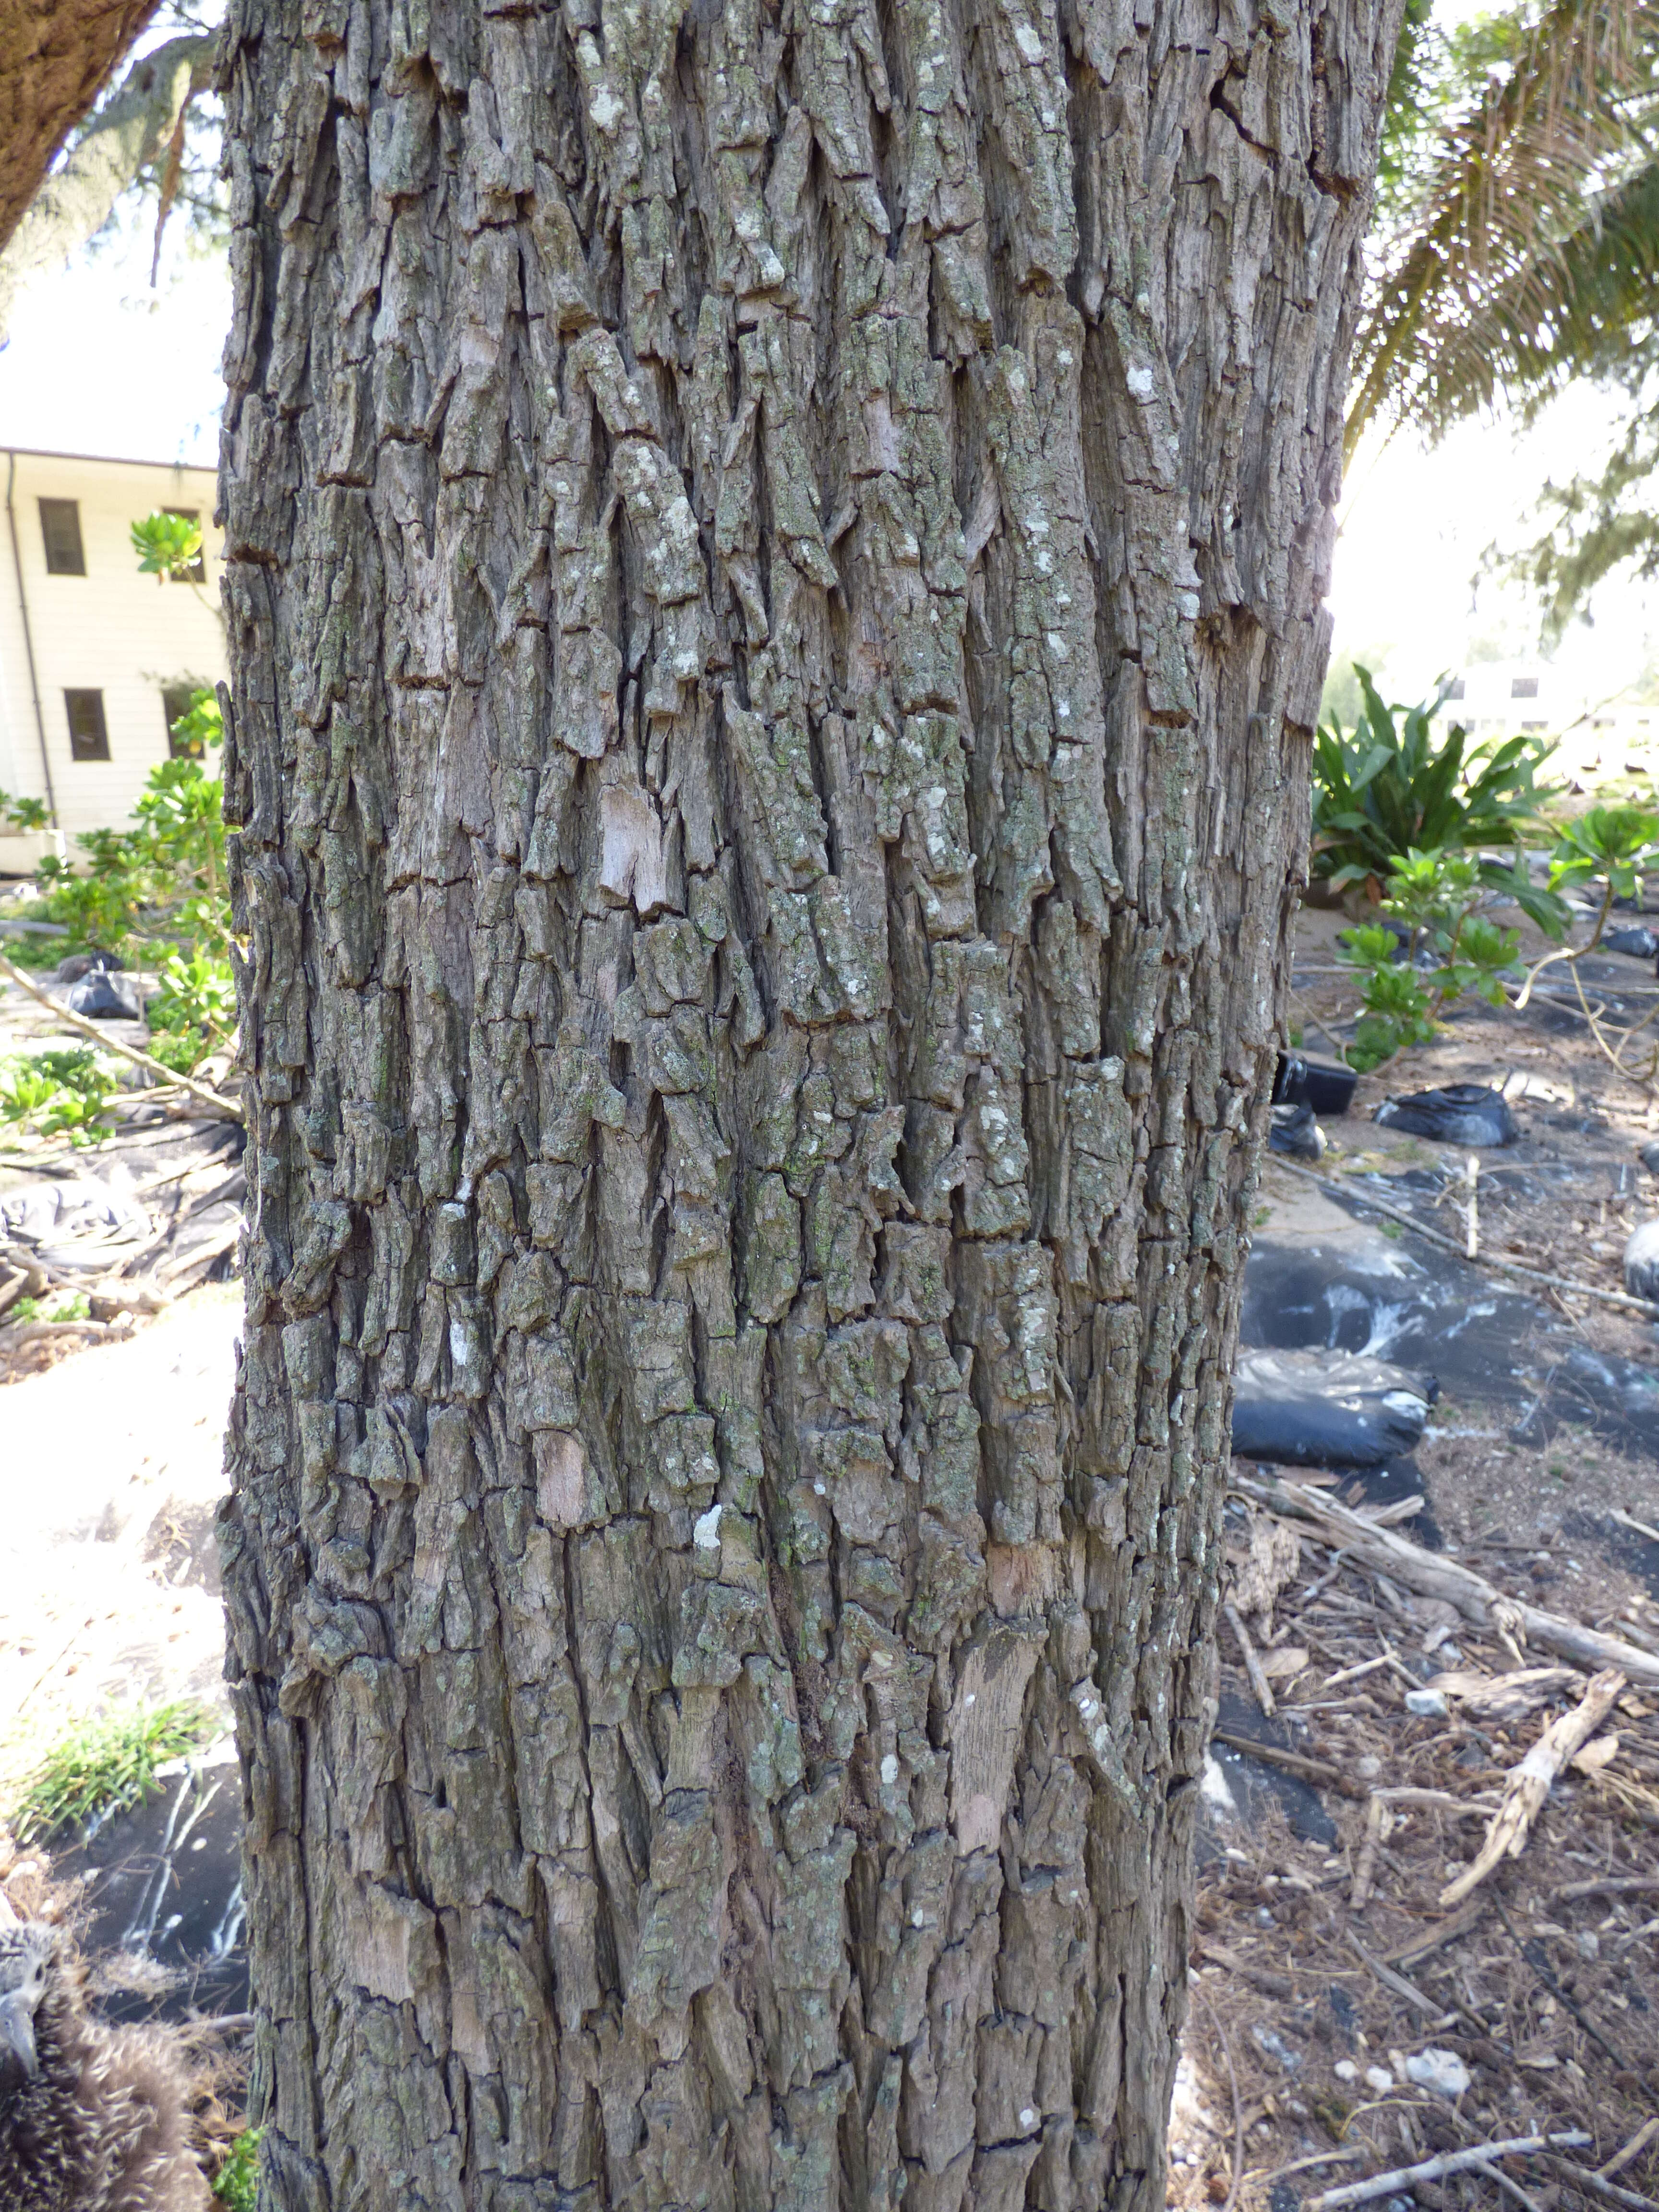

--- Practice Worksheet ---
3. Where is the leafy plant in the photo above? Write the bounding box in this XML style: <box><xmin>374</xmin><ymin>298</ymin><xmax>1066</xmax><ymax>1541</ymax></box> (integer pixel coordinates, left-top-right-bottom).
<box><xmin>7</xmin><ymin>1289</ymin><xmax>92</xmax><ymax>1327</ymax></box>
<box><xmin>134</xmin><ymin>757</ymin><xmax>227</xmax><ymax>924</ymax></box>
<box><xmin>0</xmin><ymin>1046</ymin><xmax>118</xmax><ymax>1143</ymax></box>
<box><xmin>1337</xmin><ymin>847</ymin><xmax>1525</xmax><ymax>1071</ymax></box>
<box><xmin>214</xmin><ymin>2128</ymin><xmax>263</xmax><ymax>2211</ymax></box>
<box><xmin>167</xmin><ymin>684</ymin><xmax>224</xmax><ymax>758</ymax></box>
<box><xmin>0</xmin><ymin>789</ymin><xmax>52</xmax><ymax>832</ymax></box>
<box><xmin>1547</xmin><ymin>805</ymin><xmax>1659</xmax><ymax>926</ymax></box>
<box><xmin>131</xmin><ymin>508</ymin><xmax>204</xmax><ymax>581</ymax></box>
<box><xmin>148</xmin><ymin>950</ymin><xmax>235</xmax><ymax>1042</ymax></box>
<box><xmin>1311</xmin><ymin>670</ymin><xmax>1563</xmax><ymax>929</ymax></box>
<box><xmin>11</xmin><ymin>1702</ymin><xmax>215</xmax><ymax>1843</ymax></box>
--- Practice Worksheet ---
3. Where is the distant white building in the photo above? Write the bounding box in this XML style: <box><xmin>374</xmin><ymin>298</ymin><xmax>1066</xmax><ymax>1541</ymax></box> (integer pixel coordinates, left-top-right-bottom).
<box><xmin>1445</xmin><ymin>660</ymin><xmax>1658</xmax><ymax>785</ymax></box>
<box><xmin>0</xmin><ymin>445</ymin><xmax>225</xmax><ymax>875</ymax></box>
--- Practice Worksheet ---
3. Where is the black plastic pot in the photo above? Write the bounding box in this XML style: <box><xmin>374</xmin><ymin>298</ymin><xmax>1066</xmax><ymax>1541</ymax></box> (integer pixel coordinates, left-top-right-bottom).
<box><xmin>1274</xmin><ymin>1052</ymin><xmax>1357</xmax><ymax>1117</ymax></box>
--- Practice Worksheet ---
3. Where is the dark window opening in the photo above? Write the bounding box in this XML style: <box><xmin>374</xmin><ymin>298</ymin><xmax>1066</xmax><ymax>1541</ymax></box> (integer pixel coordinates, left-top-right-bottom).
<box><xmin>64</xmin><ymin>689</ymin><xmax>110</xmax><ymax>761</ymax></box>
<box><xmin>163</xmin><ymin>506</ymin><xmax>206</xmax><ymax>582</ymax></box>
<box><xmin>1511</xmin><ymin>675</ymin><xmax>1540</xmax><ymax>699</ymax></box>
<box><xmin>38</xmin><ymin>498</ymin><xmax>85</xmax><ymax>576</ymax></box>
<box><xmin>162</xmin><ymin>685</ymin><xmax>200</xmax><ymax>757</ymax></box>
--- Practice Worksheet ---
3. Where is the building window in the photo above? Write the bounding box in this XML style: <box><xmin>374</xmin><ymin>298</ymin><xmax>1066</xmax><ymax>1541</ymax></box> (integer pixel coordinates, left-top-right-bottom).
<box><xmin>1520</xmin><ymin>720</ymin><xmax>1548</xmax><ymax>732</ymax></box>
<box><xmin>1446</xmin><ymin>677</ymin><xmax>1466</xmax><ymax>700</ymax></box>
<box><xmin>64</xmin><ymin>689</ymin><xmax>110</xmax><ymax>761</ymax></box>
<box><xmin>1511</xmin><ymin>675</ymin><xmax>1540</xmax><ymax>699</ymax></box>
<box><xmin>38</xmin><ymin>498</ymin><xmax>85</xmax><ymax>575</ymax></box>
<box><xmin>162</xmin><ymin>684</ymin><xmax>200</xmax><ymax>757</ymax></box>
<box><xmin>163</xmin><ymin>507</ymin><xmax>206</xmax><ymax>582</ymax></box>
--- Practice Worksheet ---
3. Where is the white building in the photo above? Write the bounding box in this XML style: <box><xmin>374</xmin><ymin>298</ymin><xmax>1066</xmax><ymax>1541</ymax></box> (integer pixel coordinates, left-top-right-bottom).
<box><xmin>0</xmin><ymin>445</ymin><xmax>226</xmax><ymax>874</ymax></box>
<box><xmin>1445</xmin><ymin>661</ymin><xmax>1659</xmax><ymax>786</ymax></box>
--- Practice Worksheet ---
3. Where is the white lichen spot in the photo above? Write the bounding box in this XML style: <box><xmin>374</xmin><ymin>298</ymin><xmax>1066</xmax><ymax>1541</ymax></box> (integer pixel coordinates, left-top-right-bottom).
<box><xmin>1057</xmin><ymin>702</ymin><xmax>1071</xmax><ymax>719</ymax></box>
<box><xmin>813</xmin><ymin>1479</ymin><xmax>827</xmax><ymax>1495</ymax></box>
<box><xmin>1020</xmin><ymin>2109</ymin><xmax>1038</xmax><ymax>2132</ymax></box>
<box><xmin>1045</xmin><ymin>631</ymin><xmax>1069</xmax><ymax>660</ymax></box>
<box><xmin>880</xmin><ymin>1753</ymin><xmax>900</xmax><ymax>1785</ymax></box>
<box><xmin>911</xmin><ymin>1907</ymin><xmax>926</xmax><ymax>1928</ymax></box>
<box><xmin>1014</xmin><ymin>21</ymin><xmax>1044</xmax><ymax>60</ymax></box>
<box><xmin>1035</xmin><ymin>547</ymin><xmax>1054</xmax><ymax>574</ymax></box>
<box><xmin>1057</xmin><ymin>347</ymin><xmax>1074</xmax><ymax>366</ymax></box>
<box><xmin>588</xmin><ymin>85</ymin><xmax>625</xmax><ymax>132</ymax></box>
<box><xmin>1126</xmin><ymin>365</ymin><xmax>1155</xmax><ymax>399</ymax></box>
<box><xmin>693</xmin><ymin>1503</ymin><xmax>723</xmax><ymax>1550</ymax></box>
<box><xmin>1178</xmin><ymin>590</ymin><xmax>1201</xmax><ymax>620</ymax></box>
<box><xmin>964</xmin><ymin>1691</ymin><xmax>976</xmax><ymax>1709</ymax></box>
<box><xmin>448</xmin><ymin>1318</ymin><xmax>470</xmax><ymax>1365</ymax></box>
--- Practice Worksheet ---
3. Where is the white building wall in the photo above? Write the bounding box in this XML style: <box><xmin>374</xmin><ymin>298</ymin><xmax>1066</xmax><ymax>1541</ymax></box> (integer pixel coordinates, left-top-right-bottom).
<box><xmin>0</xmin><ymin>447</ymin><xmax>225</xmax><ymax>870</ymax></box>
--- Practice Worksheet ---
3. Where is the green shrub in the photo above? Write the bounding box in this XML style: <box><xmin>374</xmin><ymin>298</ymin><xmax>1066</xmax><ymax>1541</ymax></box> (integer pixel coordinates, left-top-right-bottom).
<box><xmin>131</xmin><ymin>509</ymin><xmax>204</xmax><ymax>581</ymax></box>
<box><xmin>1312</xmin><ymin>668</ymin><xmax>1564</xmax><ymax>932</ymax></box>
<box><xmin>1336</xmin><ymin>845</ymin><xmax>1525</xmax><ymax>1072</ymax></box>
<box><xmin>0</xmin><ymin>1046</ymin><xmax>118</xmax><ymax>1144</ymax></box>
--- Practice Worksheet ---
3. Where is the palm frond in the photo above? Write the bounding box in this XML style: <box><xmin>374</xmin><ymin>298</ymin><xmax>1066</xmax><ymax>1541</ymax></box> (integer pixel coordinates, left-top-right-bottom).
<box><xmin>1346</xmin><ymin>0</ymin><xmax>1659</xmax><ymax>457</ymax></box>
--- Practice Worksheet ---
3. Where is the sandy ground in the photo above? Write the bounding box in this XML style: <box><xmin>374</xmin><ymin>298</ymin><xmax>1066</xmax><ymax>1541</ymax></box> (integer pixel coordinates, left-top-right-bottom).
<box><xmin>0</xmin><ymin>1283</ymin><xmax>239</xmax><ymax>1805</ymax></box>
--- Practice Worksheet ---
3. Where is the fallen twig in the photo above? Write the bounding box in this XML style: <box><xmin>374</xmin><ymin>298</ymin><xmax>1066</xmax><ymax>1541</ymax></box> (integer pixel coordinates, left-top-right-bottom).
<box><xmin>0</xmin><ymin>951</ymin><xmax>243</xmax><ymax>1124</ymax></box>
<box><xmin>1602</xmin><ymin>2121</ymin><xmax>1659</xmax><ymax>2184</ymax></box>
<box><xmin>1268</xmin><ymin>1157</ymin><xmax>1659</xmax><ymax>1317</ymax></box>
<box><xmin>1610</xmin><ymin>1507</ymin><xmax>1659</xmax><ymax>1548</ymax></box>
<box><xmin>1350</xmin><ymin>1794</ymin><xmax>1388</xmax><ymax>1910</ymax></box>
<box><xmin>1209</xmin><ymin>1729</ymin><xmax>1366</xmax><ymax>1799</ymax></box>
<box><xmin>1541</xmin><ymin>2156</ymin><xmax>1659</xmax><ymax>2212</ymax></box>
<box><xmin>1441</xmin><ymin>1670</ymin><xmax>1626</xmax><ymax>1906</ymax></box>
<box><xmin>1470</xmin><ymin>2157</ymin><xmax>1546</xmax><ymax>2212</ymax></box>
<box><xmin>1225</xmin><ymin>1600</ymin><xmax>1276</xmax><ymax>1718</ymax></box>
<box><xmin>1306</xmin><ymin>2135</ymin><xmax>1591</xmax><ymax>2212</ymax></box>
<box><xmin>1256</xmin><ymin>2152</ymin><xmax>1366</xmax><ymax>2188</ymax></box>
<box><xmin>1233</xmin><ymin>1475</ymin><xmax>1659</xmax><ymax>1689</ymax></box>
<box><xmin>1346</xmin><ymin>1929</ymin><xmax>1438</xmax><ymax>2017</ymax></box>
<box><xmin>1384</xmin><ymin>1899</ymin><xmax>1486</xmax><ymax>1966</ymax></box>
<box><xmin>1556</xmin><ymin>1874</ymin><xmax>1659</xmax><ymax>1902</ymax></box>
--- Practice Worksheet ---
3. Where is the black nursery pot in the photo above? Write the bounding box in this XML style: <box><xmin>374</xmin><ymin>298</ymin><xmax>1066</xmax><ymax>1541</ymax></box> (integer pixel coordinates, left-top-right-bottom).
<box><xmin>1273</xmin><ymin>1052</ymin><xmax>1356</xmax><ymax>1118</ymax></box>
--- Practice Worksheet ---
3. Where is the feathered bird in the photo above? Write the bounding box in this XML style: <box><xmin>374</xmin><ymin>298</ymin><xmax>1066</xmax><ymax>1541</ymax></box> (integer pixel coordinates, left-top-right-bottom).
<box><xmin>0</xmin><ymin>1917</ymin><xmax>210</xmax><ymax>2212</ymax></box>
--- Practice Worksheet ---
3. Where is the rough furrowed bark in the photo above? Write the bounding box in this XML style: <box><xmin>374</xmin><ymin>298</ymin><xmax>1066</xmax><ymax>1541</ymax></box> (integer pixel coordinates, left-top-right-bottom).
<box><xmin>214</xmin><ymin>0</ymin><xmax>1400</xmax><ymax>2203</ymax></box>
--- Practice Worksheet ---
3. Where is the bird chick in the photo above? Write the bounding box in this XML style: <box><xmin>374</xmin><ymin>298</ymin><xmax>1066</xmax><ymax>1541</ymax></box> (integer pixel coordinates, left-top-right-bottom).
<box><xmin>0</xmin><ymin>1921</ymin><xmax>210</xmax><ymax>2212</ymax></box>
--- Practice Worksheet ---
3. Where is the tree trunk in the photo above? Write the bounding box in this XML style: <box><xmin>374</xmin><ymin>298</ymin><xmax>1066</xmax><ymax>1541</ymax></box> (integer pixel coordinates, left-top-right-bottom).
<box><xmin>0</xmin><ymin>0</ymin><xmax>163</xmax><ymax>252</ymax></box>
<box><xmin>216</xmin><ymin>0</ymin><xmax>1398</xmax><ymax>2200</ymax></box>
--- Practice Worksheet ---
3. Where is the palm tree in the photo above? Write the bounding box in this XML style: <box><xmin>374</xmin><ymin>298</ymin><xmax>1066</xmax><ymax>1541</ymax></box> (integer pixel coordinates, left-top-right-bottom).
<box><xmin>1346</xmin><ymin>0</ymin><xmax>1659</xmax><ymax>633</ymax></box>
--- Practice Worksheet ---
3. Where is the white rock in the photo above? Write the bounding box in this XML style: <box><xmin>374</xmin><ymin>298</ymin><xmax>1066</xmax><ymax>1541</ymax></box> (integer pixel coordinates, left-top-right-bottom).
<box><xmin>1405</xmin><ymin>2049</ymin><xmax>1471</xmax><ymax>2098</ymax></box>
<box><xmin>1405</xmin><ymin>1688</ymin><xmax>1449</xmax><ymax>1718</ymax></box>
<box><xmin>1334</xmin><ymin>2060</ymin><xmax>1358</xmax><ymax>2083</ymax></box>
<box><xmin>1364</xmin><ymin>2066</ymin><xmax>1395</xmax><ymax>2092</ymax></box>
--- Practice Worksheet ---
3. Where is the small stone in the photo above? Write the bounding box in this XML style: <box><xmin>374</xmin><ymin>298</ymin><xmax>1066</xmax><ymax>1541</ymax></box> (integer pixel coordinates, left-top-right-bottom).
<box><xmin>1365</xmin><ymin>2066</ymin><xmax>1395</xmax><ymax>2092</ymax></box>
<box><xmin>1357</xmin><ymin>1755</ymin><xmax>1382</xmax><ymax>1780</ymax></box>
<box><xmin>1405</xmin><ymin>1688</ymin><xmax>1448</xmax><ymax>1718</ymax></box>
<box><xmin>1334</xmin><ymin>2060</ymin><xmax>1358</xmax><ymax>2082</ymax></box>
<box><xmin>1576</xmin><ymin>1931</ymin><xmax>1600</xmax><ymax>1961</ymax></box>
<box><xmin>1405</xmin><ymin>2049</ymin><xmax>1470</xmax><ymax>2098</ymax></box>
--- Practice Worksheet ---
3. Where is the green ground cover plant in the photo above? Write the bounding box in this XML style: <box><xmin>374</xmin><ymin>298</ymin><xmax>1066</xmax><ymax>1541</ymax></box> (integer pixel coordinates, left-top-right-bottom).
<box><xmin>12</xmin><ymin>1702</ymin><xmax>216</xmax><ymax>1844</ymax></box>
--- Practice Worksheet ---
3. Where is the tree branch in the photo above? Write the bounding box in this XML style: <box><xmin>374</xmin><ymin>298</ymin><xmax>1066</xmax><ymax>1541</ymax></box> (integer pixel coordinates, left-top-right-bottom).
<box><xmin>0</xmin><ymin>28</ymin><xmax>215</xmax><ymax>342</ymax></box>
